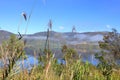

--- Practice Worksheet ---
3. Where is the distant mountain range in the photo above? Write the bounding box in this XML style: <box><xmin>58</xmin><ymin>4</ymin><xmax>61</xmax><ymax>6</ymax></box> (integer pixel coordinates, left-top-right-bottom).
<box><xmin>0</xmin><ymin>30</ymin><xmax>13</xmax><ymax>43</ymax></box>
<box><xmin>0</xmin><ymin>30</ymin><xmax>108</xmax><ymax>45</ymax></box>
<box><xmin>0</xmin><ymin>30</ymin><xmax>109</xmax><ymax>57</ymax></box>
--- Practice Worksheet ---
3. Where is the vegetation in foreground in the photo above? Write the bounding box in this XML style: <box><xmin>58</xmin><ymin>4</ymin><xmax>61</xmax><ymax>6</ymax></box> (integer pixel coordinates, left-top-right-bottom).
<box><xmin>0</xmin><ymin>29</ymin><xmax>120</xmax><ymax>80</ymax></box>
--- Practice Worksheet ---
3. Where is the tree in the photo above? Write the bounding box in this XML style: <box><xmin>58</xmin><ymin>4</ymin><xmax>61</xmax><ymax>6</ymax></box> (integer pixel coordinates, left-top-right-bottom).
<box><xmin>0</xmin><ymin>34</ymin><xmax>25</xmax><ymax>79</ymax></box>
<box><xmin>61</xmin><ymin>45</ymin><xmax>79</xmax><ymax>66</ymax></box>
<box><xmin>72</xmin><ymin>25</ymin><xmax>76</xmax><ymax>33</ymax></box>
<box><xmin>95</xmin><ymin>52</ymin><xmax>112</xmax><ymax>80</ymax></box>
<box><xmin>99</xmin><ymin>28</ymin><xmax>120</xmax><ymax>60</ymax></box>
<box><xmin>95</xmin><ymin>29</ymin><xmax>120</xmax><ymax>80</ymax></box>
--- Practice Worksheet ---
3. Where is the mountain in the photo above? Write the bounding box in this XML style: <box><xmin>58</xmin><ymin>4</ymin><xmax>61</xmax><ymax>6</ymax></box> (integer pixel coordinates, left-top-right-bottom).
<box><xmin>0</xmin><ymin>30</ymin><xmax>109</xmax><ymax>45</ymax></box>
<box><xmin>24</xmin><ymin>31</ymin><xmax>108</xmax><ymax>45</ymax></box>
<box><xmin>0</xmin><ymin>30</ymin><xmax>108</xmax><ymax>55</ymax></box>
<box><xmin>0</xmin><ymin>30</ymin><xmax>14</xmax><ymax>43</ymax></box>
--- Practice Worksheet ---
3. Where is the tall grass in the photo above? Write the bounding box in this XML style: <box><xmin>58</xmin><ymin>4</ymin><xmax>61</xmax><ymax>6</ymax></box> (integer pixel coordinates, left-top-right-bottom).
<box><xmin>0</xmin><ymin>41</ymin><xmax>120</xmax><ymax>80</ymax></box>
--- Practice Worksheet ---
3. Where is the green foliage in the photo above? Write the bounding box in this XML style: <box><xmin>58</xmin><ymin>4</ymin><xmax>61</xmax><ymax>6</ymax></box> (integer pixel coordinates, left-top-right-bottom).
<box><xmin>95</xmin><ymin>53</ymin><xmax>113</xmax><ymax>80</ymax></box>
<box><xmin>99</xmin><ymin>28</ymin><xmax>120</xmax><ymax>59</ymax></box>
<box><xmin>38</xmin><ymin>49</ymin><xmax>52</xmax><ymax>67</ymax></box>
<box><xmin>0</xmin><ymin>34</ymin><xmax>26</xmax><ymax>79</ymax></box>
<box><xmin>1</xmin><ymin>30</ymin><xmax>120</xmax><ymax>79</ymax></box>
<box><xmin>51</xmin><ymin>59</ymin><xmax>64</xmax><ymax>76</ymax></box>
<box><xmin>64</xmin><ymin>48</ymin><xmax>78</xmax><ymax>60</ymax></box>
<box><xmin>96</xmin><ymin>28</ymin><xmax>120</xmax><ymax>80</ymax></box>
<box><xmin>72</xmin><ymin>61</ymin><xmax>90</xmax><ymax>80</ymax></box>
<box><xmin>62</xmin><ymin>45</ymin><xmax>79</xmax><ymax>65</ymax></box>
<box><xmin>62</xmin><ymin>45</ymin><xmax>68</xmax><ymax>53</ymax></box>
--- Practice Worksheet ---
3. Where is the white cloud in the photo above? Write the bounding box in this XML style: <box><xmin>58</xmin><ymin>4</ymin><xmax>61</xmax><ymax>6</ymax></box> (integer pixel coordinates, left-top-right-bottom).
<box><xmin>59</xmin><ymin>26</ymin><xmax>64</xmax><ymax>30</ymax></box>
<box><xmin>106</xmin><ymin>25</ymin><xmax>111</xmax><ymax>29</ymax></box>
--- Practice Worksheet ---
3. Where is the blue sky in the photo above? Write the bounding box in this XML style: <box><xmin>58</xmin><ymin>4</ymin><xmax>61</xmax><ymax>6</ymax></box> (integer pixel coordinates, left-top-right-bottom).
<box><xmin>0</xmin><ymin>0</ymin><xmax>120</xmax><ymax>34</ymax></box>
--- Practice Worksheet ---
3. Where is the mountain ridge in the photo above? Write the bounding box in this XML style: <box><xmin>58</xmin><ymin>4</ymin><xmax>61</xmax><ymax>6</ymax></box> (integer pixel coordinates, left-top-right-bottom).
<box><xmin>0</xmin><ymin>30</ymin><xmax>109</xmax><ymax>55</ymax></box>
<box><xmin>0</xmin><ymin>30</ymin><xmax>109</xmax><ymax>44</ymax></box>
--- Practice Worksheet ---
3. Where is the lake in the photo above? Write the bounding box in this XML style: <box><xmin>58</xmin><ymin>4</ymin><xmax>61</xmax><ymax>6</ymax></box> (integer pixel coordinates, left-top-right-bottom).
<box><xmin>20</xmin><ymin>53</ymin><xmax>99</xmax><ymax>70</ymax></box>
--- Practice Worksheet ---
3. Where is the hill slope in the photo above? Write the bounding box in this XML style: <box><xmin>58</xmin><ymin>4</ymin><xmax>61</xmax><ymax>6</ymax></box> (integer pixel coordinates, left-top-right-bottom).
<box><xmin>0</xmin><ymin>30</ymin><xmax>14</xmax><ymax>43</ymax></box>
<box><xmin>0</xmin><ymin>30</ymin><xmax>109</xmax><ymax>45</ymax></box>
<box><xmin>0</xmin><ymin>30</ymin><xmax>108</xmax><ymax>55</ymax></box>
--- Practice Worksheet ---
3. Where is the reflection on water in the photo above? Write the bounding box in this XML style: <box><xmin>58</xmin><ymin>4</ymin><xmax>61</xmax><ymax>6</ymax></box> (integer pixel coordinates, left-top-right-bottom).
<box><xmin>0</xmin><ymin>54</ymin><xmax>99</xmax><ymax>71</ymax></box>
<box><xmin>24</xmin><ymin>54</ymin><xmax>99</xmax><ymax>67</ymax></box>
<box><xmin>16</xmin><ymin>55</ymin><xmax>38</xmax><ymax>71</ymax></box>
<box><xmin>57</xmin><ymin>54</ymin><xmax>99</xmax><ymax>66</ymax></box>
<box><xmin>1</xmin><ymin>53</ymin><xmax>120</xmax><ymax>72</ymax></box>
<box><xmin>81</xmin><ymin>54</ymin><xmax>99</xmax><ymax>66</ymax></box>
<box><xmin>11</xmin><ymin>54</ymin><xmax>120</xmax><ymax>71</ymax></box>
<box><xmin>57</xmin><ymin>59</ymin><xmax>66</xmax><ymax>64</ymax></box>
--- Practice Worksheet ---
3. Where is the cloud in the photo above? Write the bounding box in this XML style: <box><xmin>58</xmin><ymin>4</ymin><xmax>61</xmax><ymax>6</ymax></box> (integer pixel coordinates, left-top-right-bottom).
<box><xmin>59</xmin><ymin>26</ymin><xmax>64</xmax><ymax>30</ymax></box>
<box><xmin>106</xmin><ymin>25</ymin><xmax>111</xmax><ymax>29</ymax></box>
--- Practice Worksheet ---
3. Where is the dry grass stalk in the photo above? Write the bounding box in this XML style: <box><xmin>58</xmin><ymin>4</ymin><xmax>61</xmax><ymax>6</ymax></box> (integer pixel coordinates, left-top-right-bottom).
<box><xmin>44</xmin><ymin>53</ymin><xmax>55</xmax><ymax>79</ymax></box>
<box><xmin>70</xmin><ymin>70</ymin><xmax>74</xmax><ymax>80</ymax></box>
<box><xmin>45</xmin><ymin>60</ymin><xmax>51</xmax><ymax>78</ymax></box>
<box><xmin>33</xmin><ymin>50</ymin><xmax>37</xmax><ymax>67</ymax></box>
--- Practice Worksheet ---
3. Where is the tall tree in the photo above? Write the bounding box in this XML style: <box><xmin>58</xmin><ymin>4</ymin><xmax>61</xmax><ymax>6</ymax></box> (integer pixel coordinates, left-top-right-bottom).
<box><xmin>99</xmin><ymin>28</ymin><xmax>120</xmax><ymax>60</ymax></box>
<box><xmin>72</xmin><ymin>25</ymin><xmax>76</xmax><ymax>33</ymax></box>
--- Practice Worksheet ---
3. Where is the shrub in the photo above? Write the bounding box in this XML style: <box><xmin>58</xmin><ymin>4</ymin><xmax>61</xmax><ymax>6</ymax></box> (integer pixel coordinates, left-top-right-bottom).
<box><xmin>0</xmin><ymin>34</ymin><xmax>25</xmax><ymax>79</ymax></box>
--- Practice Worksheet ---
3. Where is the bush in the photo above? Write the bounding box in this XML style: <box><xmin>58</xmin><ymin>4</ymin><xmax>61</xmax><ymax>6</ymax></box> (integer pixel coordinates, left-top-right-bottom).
<box><xmin>0</xmin><ymin>34</ymin><xmax>25</xmax><ymax>79</ymax></box>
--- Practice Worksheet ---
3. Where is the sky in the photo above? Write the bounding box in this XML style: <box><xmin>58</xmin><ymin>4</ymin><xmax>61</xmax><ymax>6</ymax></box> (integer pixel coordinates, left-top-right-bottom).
<box><xmin>0</xmin><ymin>0</ymin><xmax>120</xmax><ymax>34</ymax></box>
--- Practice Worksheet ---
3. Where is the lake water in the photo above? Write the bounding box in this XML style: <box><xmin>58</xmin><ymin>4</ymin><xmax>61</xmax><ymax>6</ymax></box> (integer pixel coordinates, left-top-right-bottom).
<box><xmin>4</xmin><ymin>53</ymin><xmax>119</xmax><ymax>71</ymax></box>
<box><xmin>21</xmin><ymin>53</ymin><xmax>99</xmax><ymax>70</ymax></box>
